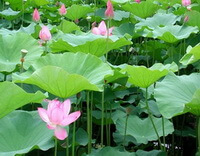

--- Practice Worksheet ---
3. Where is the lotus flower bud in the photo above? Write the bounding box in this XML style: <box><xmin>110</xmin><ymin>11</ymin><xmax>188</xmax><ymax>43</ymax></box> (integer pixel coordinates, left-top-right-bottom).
<box><xmin>32</xmin><ymin>8</ymin><xmax>40</xmax><ymax>22</ymax></box>
<box><xmin>39</xmin><ymin>26</ymin><xmax>52</xmax><ymax>41</ymax></box>
<box><xmin>184</xmin><ymin>16</ymin><xmax>189</xmax><ymax>22</ymax></box>
<box><xmin>182</xmin><ymin>0</ymin><xmax>191</xmax><ymax>6</ymax></box>
<box><xmin>105</xmin><ymin>0</ymin><xmax>114</xmax><ymax>19</ymax></box>
<box><xmin>59</xmin><ymin>4</ymin><xmax>67</xmax><ymax>16</ymax></box>
<box><xmin>135</xmin><ymin>0</ymin><xmax>141</xmax><ymax>3</ymax></box>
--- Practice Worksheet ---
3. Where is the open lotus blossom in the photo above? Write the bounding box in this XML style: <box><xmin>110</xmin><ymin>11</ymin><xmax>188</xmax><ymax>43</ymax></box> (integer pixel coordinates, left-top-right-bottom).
<box><xmin>32</xmin><ymin>8</ymin><xmax>40</xmax><ymax>22</ymax></box>
<box><xmin>92</xmin><ymin>21</ymin><xmax>114</xmax><ymax>36</ymax></box>
<box><xmin>39</xmin><ymin>26</ymin><xmax>52</xmax><ymax>41</ymax></box>
<box><xmin>105</xmin><ymin>0</ymin><xmax>114</xmax><ymax>18</ymax></box>
<box><xmin>59</xmin><ymin>4</ymin><xmax>67</xmax><ymax>15</ymax></box>
<box><xmin>182</xmin><ymin>0</ymin><xmax>191</xmax><ymax>6</ymax></box>
<box><xmin>135</xmin><ymin>0</ymin><xmax>141</xmax><ymax>3</ymax></box>
<box><xmin>38</xmin><ymin>99</ymin><xmax>81</xmax><ymax>140</ymax></box>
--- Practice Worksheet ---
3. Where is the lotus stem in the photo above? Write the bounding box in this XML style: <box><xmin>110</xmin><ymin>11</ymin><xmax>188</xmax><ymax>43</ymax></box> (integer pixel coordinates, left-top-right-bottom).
<box><xmin>101</xmin><ymin>89</ymin><xmax>105</xmax><ymax>146</ymax></box>
<box><xmin>66</xmin><ymin>138</ymin><xmax>69</xmax><ymax>156</ymax></box>
<box><xmin>198</xmin><ymin>117</ymin><xmax>200</xmax><ymax>154</ymax></box>
<box><xmin>162</xmin><ymin>116</ymin><xmax>166</xmax><ymax>152</ymax></box>
<box><xmin>90</xmin><ymin>91</ymin><xmax>93</xmax><ymax>148</ymax></box>
<box><xmin>54</xmin><ymin>138</ymin><xmax>57</xmax><ymax>156</ymax></box>
<box><xmin>123</xmin><ymin>114</ymin><xmax>129</xmax><ymax>146</ymax></box>
<box><xmin>87</xmin><ymin>91</ymin><xmax>91</xmax><ymax>153</ymax></box>
<box><xmin>145</xmin><ymin>88</ymin><xmax>163</xmax><ymax>151</ymax></box>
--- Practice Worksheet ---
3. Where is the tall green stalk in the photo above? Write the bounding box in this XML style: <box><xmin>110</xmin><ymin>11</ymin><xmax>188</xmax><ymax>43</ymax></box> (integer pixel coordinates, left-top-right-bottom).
<box><xmin>123</xmin><ymin>114</ymin><xmax>129</xmax><ymax>146</ymax></box>
<box><xmin>87</xmin><ymin>91</ymin><xmax>91</xmax><ymax>153</ymax></box>
<box><xmin>54</xmin><ymin>138</ymin><xmax>57</xmax><ymax>156</ymax></box>
<box><xmin>145</xmin><ymin>88</ymin><xmax>163</xmax><ymax>151</ymax></box>
<box><xmin>66</xmin><ymin>138</ymin><xmax>69</xmax><ymax>156</ymax></box>
<box><xmin>101</xmin><ymin>90</ymin><xmax>104</xmax><ymax>146</ymax></box>
<box><xmin>162</xmin><ymin>116</ymin><xmax>166</xmax><ymax>152</ymax></box>
<box><xmin>198</xmin><ymin>117</ymin><xmax>200</xmax><ymax>154</ymax></box>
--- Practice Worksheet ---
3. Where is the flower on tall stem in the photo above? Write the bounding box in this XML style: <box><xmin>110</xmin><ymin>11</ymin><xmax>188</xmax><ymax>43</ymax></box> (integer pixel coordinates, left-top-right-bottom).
<box><xmin>92</xmin><ymin>21</ymin><xmax>114</xmax><ymax>36</ymax></box>
<box><xmin>38</xmin><ymin>99</ymin><xmax>81</xmax><ymax>140</ymax></box>
<box><xmin>32</xmin><ymin>8</ymin><xmax>40</xmax><ymax>22</ymax></box>
<box><xmin>59</xmin><ymin>4</ymin><xmax>67</xmax><ymax>16</ymax></box>
<box><xmin>105</xmin><ymin>0</ymin><xmax>114</xmax><ymax>19</ymax></box>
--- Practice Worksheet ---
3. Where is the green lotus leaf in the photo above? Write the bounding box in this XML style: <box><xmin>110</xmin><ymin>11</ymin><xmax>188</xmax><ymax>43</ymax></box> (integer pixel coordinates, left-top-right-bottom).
<box><xmin>185</xmin><ymin>10</ymin><xmax>200</xmax><ymax>29</ymax></box>
<box><xmin>135</xmin><ymin>13</ymin><xmax>181</xmax><ymax>30</ymax></box>
<box><xmin>122</xmin><ymin>1</ymin><xmax>159</xmax><ymax>19</ymax></box>
<box><xmin>185</xmin><ymin>89</ymin><xmax>200</xmax><ymax>116</ymax></box>
<box><xmin>154</xmin><ymin>73</ymin><xmax>200</xmax><ymax>119</ymax></box>
<box><xmin>57</xmin><ymin>20</ymin><xmax>80</xmax><ymax>33</ymax></box>
<box><xmin>152</xmin><ymin>25</ymin><xmax>199</xmax><ymax>43</ymax></box>
<box><xmin>180</xmin><ymin>44</ymin><xmax>200</xmax><ymax>65</ymax></box>
<box><xmin>0</xmin><ymin>111</ymin><xmax>54</xmax><ymax>156</ymax></box>
<box><xmin>14</xmin><ymin>66</ymin><xmax>100</xmax><ymax>98</ymax></box>
<box><xmin>65</xmin><ymin>4</ymin><xmax>93</xmax><ymax>20</ymax></box>
<box><xmin>0</xmin><ymin>8</ymin><xmax>21</xmax><ymax>20</ymax></box>
<box><xmin>0</xmin><ymin>33</ymin><xmax>43</xmax><ymax>72</ymax></box>
<box><xmin>4</xmin><ymin>0</ymin><xmax>23</xmax><ymax>10</ymax></box>
<box><xmin>13</xmin><ymin>52</ymin><xmax>113</xmax><ymax>98</ymax></box>
<box><xmin>88</xmin><ymin>146</ymin><xmax>135</xmax><ymax>156</ymax></box>
<box><xmin>28</xmin><ymin>0</ymin><xmax>49</xmax><ymax>6</ymax></box>
<box><xmin>0</xmin><ymin>81</ymin><xmax>46</xmax><ymax>119</ymax></box>
<box><xmin>116</xmin><ymin>115</ymin><xmax>174</xmax><ymax>144</ymax></box>
<box><xmin>50</xmin><ymin>33</ymin><xmax>131</xmax><ymax>57</ymax></box>
<box><xmin>0</xmin><ymin>23</ymin><xmax>36</xmax><ymax>36</ymax></box>
<box><xmin>113</xmin><ymin>23</ymin><xmax>135</xmax><ymax>37</ymax></box>
<box><xmin>122</xmin><ymin>62</ymin><xmax>178</xmax><ymax>88</ymax></box>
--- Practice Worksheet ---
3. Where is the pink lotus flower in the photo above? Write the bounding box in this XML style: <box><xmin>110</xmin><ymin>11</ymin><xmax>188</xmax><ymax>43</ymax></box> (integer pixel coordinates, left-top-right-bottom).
<box><xmin>92</xmin><ymin>21</ymin><xmax>114</xmax><ymax>36</ymax></box>
<box><xmin>59</xmin><ymin>4</ymin><xmax>67</xmax><ymax>15</ymax></box>
<box><xmin>184</xmin><ymin>16</ymin><xmax>189</xmax><ymax>22</ymax></box>
<box><xmin>105</xmin><ymin>0</ymin><xmax>114</xmax><ymax>19</ymax></box>
<box><xmin>39</xmin><ymin>26</ymin><xmax>52</xmax><ymax>41</ymax></box>
<box><xmin>135</xmin><ymin>0</ymin><xmax>141</xmax><ymax>3</ymax></box>
<box><xmin>38</xmin><ymin>99</ymin><xmax>81</xmax><ymax>140</ymax></box>
<box><xmin>32</xmin><ymin>8</ymin><xmax>40</xmax><ymax>22</ymax></box>
<box><xmin>182</xmin><ymin>0</ymin><xmax>191</xmax><ymax>6</ymax></box>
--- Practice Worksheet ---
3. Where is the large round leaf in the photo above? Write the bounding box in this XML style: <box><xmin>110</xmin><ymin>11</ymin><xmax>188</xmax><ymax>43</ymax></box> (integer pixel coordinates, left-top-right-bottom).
<box><xmin>65</xmin><ymin>4</ymin><xmax>93</xmax><ymax>20</ymax></box>
<box><xmin>0</xmin><ymin>81</ymin><xmax>46</xmax><ymax>119</ymax></box>
<box><xmin>122</xmin><ymin>62</ymin><xmax>178</xmax><ymax>88</ymax></box>
<box><xmin>116</xmin><ymin>115</ymin><xmax>174</xmax><ymax>144</ymax></box>
<box><xmin>50</xmin><ymin>33</ymin><xmax>131</xmax><ymax>57</ymax></box>
<box><xmin>0</xmin><ymin>33</ymin><xmax>43</xmax><ymax>72</ymax></box>
<box><xmin>154</xmin><ymin>73</ymin><xmax>200</xmax><ymax>119</ymax></box>
<box><xmin>0</xmin><ymin>111</ymin><xmax>54</xmax><ymax>156</ymax></box>
<box><xmin>13</xmin><ymin>52</ymin><xmax>113</xmax><ymax>98</ymax></box>
<box><xmin>122</xmin><ymin>1</ymin><xmax>159</xmax><ymax>19</ymax></box>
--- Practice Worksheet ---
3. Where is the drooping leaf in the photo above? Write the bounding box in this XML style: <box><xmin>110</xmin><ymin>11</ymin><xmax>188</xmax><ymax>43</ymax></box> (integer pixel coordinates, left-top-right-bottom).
<box><xmin>180</xmin><ymin>44</ymin><xmax>200</xmax><ymax>65</ymax></box>
<box><xmin>0</xmin><ymin>111</ymin><xmax>54</xmax><ymax>156</ymax></box>
<box><xmin>0</xmin><ymin>81</ymin><xmax>46</xmax><ymax>119</ymax></box>
<box><xmin>50</xmin><ymin>33</ymin><xmax>131</xmax><ymax>57</ymax></box>
<box><xmin>136</xmin><ymin>150</ymin><xmax>166</xmax><ymax>156</ymax></box>
<box><xmin>116</xmin><ymin>115</ymin><xmax>174</xmax><ymax>144</ymax></box>
<box><xmin>185</xmin><ymin>89</ymin><xmax>200</xmax><ymax>116</ymax></box>
<box><xmin>0</xmin><ymin>33</ymin><xmax>43</xmax><ymax>72</ymax></box>
<box><xmin>152</xmin><ymin>25</ymin><xmax>199</xmax><ymax>43</ymax></box>
<box><xmin>154</xmin><ymin>73</ymin><xmax>200</xmax><ymax>119</ymax></box>
<box><xmin>0</xmin><ymin>8</ymin><xmax>21</xmax><ymax>20</ymax></box>
<box><xmin>13</xmin><ymin>52</ymin><xmax>113</xmax><ymax>98</ymax></box>
<box><xmin>122</xmin><ymin>1</ymin><xmax>159</xmax><ymax>19</ymax></box>
<box><xmin>122</xmin><ymin>62</ymin><xmax>178</xmax><ymax>88</ymax></box>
